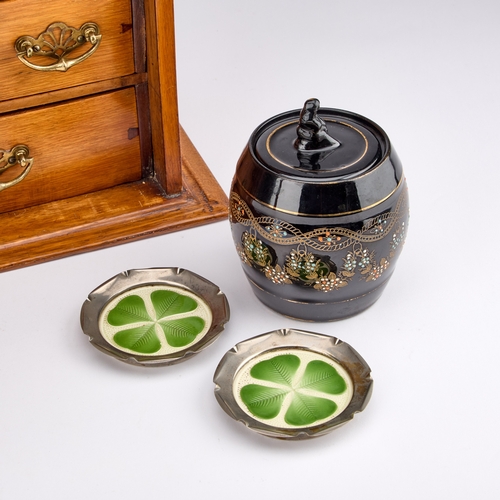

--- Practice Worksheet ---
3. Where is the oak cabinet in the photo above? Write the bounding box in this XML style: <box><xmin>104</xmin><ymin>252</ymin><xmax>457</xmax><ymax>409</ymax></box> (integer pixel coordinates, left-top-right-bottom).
<box><xmin>0</xmin><ymin>0</ymin><xmax>227</xmax><ymax>272</ymax></box>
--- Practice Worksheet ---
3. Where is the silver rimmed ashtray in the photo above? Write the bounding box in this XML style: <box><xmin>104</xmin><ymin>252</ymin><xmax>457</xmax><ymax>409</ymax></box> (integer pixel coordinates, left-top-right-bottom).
<box><xmin>81</xmin><ymin>268</ymin><xmax>230</xmax><ymax>367</ymax></box>
<box><xmin>213</xmin><ymin>329</ymin><xmax>372</xmax><ymax>439</ymax></box>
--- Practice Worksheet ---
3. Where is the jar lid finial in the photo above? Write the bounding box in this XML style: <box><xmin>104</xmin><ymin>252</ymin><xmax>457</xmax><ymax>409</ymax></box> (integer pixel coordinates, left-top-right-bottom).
<box><xmin>294</xmin><ymin>98</ymin><xmax>341</xmax><ymax>169</ymax></box>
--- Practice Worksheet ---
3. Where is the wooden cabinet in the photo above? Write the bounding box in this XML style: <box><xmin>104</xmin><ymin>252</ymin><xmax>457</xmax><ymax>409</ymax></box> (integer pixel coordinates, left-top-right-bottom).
<box><xmin>0</xmin><ymin>0</ymin><xmax>227</xmax><ymax>272</ymax></box>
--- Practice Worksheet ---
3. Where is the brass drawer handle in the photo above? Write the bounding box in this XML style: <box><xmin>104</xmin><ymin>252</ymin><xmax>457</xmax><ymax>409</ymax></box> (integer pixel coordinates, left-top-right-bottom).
<box><xmin>0</xmin><ymin>145</ymin><xmax>33</xmax><ymax>192</ymax></box>
<box><xmin>15</xmin><ymin>21</ymin><xmax>102</xmax><ymax>72</ymax></box>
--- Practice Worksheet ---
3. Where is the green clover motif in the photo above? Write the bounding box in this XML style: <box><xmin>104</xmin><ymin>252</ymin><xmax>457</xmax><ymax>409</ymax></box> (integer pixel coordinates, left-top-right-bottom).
<box><xmin>240</xmin><ymin>354</ymin><xmax>348</xmax><ymax>427</ymax></box>
<box><xmin>105</xmin><ymin>289</ymin><xmax>206</xmax><ymax>354</ymax></box>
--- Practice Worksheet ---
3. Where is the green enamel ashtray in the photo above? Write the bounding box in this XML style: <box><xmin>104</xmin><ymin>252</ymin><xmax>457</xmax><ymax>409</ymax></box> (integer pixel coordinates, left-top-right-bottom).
<box><xmin>81</xmin><ymin>268</ymin><xmax>230</xmax><ymax>367</ymax></box>
<box><xmin>213</xmin><ymin>329</ymin><xmax>372</xmax><ymax>439</ymax></box>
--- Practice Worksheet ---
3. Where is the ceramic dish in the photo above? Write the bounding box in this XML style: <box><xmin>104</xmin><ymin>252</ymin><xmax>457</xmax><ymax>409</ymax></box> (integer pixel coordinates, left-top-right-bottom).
<box><xmin>213</xmin><ymin>328</ymin><xmax>372</xmax><ymax>439</ymax></box>
<box><xmin>81</xmin><ymin>267</ymin><xmax>230</xmax><ymax>366</ymax></box>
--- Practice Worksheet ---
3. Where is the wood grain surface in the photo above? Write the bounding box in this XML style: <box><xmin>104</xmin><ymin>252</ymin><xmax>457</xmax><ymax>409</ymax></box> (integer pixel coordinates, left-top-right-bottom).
<box><xmin>0</xmin><ymin>87</ymin><xmax>142</xmax><ymax>213</ymax></box>
<box><xmin>144</xmin><ymin>0</ymin><xmax>182</xmax><ymax>195</ymax></box>
<box><xmin>0</xmin><ymin>128</ymin><xmax>228</xmax><ymax>272</ymax></box>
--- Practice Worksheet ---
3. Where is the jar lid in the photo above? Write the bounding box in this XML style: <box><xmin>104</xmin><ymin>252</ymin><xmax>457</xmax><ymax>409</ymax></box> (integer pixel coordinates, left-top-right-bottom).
<box><xmin>80</xmin><ymin>268</ymin><xmax>230</xmax><ymax>367</ymax></box>
<box><xmin>213</xmin><ymin>329</ymin><xmax>373</xmax><ymax>439</ymax></box>
<box><xmin>239</xmin><ymin>99</ymin><xmax>403</xmax><ymax>216</ymax></box>
<box><xmin>255</xmin><ymin>98</ymin><xmax>384</xmax><ymax>179</ymax></box>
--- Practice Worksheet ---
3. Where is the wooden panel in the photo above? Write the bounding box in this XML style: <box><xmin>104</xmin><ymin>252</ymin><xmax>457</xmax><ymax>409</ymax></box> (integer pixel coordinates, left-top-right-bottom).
<box><xmin>0</xmin><ymin>73</ymin><xmax>147</xmax><ymax>115</ymax></box>
<box><xmin>144</xmin><ymin>0</ymin><xmax>182</xmax><ymax>195</ymax></box>
<box><xmin>0</xmin><ymin>87</ymin><xmax>142</xmax><ymax>213</ymax></box>
<box><xmin>0</xmin><ymin>0</ymin><xmax>135</xmax><ymax>102</ymax></box>
<box><xmin>0</xmin><ymin>128</ymin><xmax>229</xmax><ymax>272</ymax></box>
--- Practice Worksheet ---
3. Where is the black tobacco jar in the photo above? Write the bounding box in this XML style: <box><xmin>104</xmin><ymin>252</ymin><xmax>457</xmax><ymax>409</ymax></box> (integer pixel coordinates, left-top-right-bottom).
<box><xmin>229</xmin><ymin>99</ymin><xmax>409</xmax><ymax>321</ymax></box>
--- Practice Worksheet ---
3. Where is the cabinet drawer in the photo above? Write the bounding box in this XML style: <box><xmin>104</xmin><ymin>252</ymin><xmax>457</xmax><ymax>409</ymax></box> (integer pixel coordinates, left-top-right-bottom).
<box><xmin>0</xmin><ymin>0</ymin><xmax>135</xmax><ymax>102</ymax></box>
<box><xmin>0</xmin><ymin>87</ymin><xmax>142</xmax><ymax>213</ymax></box>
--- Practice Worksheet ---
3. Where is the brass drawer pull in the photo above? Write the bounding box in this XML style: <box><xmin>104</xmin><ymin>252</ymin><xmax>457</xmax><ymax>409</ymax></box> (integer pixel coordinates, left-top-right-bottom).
<box><xmin>0</xmin><ymin>145</ymin><xmax>33</xmax><ymax>192</ymax></box>
<box><xmin>15</xmin><ymin>21</ymin><xmax>102</xmax><ymax>72</ymax></box>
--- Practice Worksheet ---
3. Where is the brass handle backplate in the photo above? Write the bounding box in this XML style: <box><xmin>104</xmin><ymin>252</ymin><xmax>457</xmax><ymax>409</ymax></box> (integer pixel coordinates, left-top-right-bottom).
<box><xmin>0</xmin><ymin>145</ymin><xmax>33</xmax><ymax>192</ymax></box>
<box><xmin>15</xmin><ymin>21</ymin><xmax>102</xmax><ymax>72</ymax></box>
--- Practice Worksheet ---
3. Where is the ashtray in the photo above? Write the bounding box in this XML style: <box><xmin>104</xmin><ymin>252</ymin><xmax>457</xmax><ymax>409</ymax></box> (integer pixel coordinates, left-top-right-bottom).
<box><xmin>213</xmin><ymin>329</ymin><xmax>372</xmax><ymax>439</ymax></box>
<box><xmin>80</xmin><ymin>268</ymin><xmax>230</xmax><ymax>366</ymax></box>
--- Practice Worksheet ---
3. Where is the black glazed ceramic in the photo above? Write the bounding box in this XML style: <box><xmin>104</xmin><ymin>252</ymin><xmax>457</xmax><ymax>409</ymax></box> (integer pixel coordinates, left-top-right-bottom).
<box><xmin>230</xmin><ymin>99</ymin><xmax>409</xmax><ymax>321</ymax></box>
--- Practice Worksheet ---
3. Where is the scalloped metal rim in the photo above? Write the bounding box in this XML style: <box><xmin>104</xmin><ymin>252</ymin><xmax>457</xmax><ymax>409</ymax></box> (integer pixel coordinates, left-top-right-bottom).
<box><xmin>80</xmin><ymin>267</ymin><xmax>230</xmax><ymax>367</ymax></box>
<box><xmin>213</xmin><ymin>329</ymin><xmax>372</xmax><ymax>440</ymax></box>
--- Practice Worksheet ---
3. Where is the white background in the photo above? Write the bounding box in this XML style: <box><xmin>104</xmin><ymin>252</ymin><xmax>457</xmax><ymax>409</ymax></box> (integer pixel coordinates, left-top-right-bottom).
<box><xmin>1</xmin><ymin>0</ymin><xmax>500</xmax><ymax>498</ymax></box>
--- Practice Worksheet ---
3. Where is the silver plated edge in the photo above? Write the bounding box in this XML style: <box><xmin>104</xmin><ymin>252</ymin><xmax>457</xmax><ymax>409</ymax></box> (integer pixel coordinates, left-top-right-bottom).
<box><xmin>213</xmin><ymin>328</ymin><xmax>372</xmax><ymax>440</ymax></box>
<box><xmin>80</xmin><ymin>267</ymin><xmax>230</xmax><ymax>367</ymax></box>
